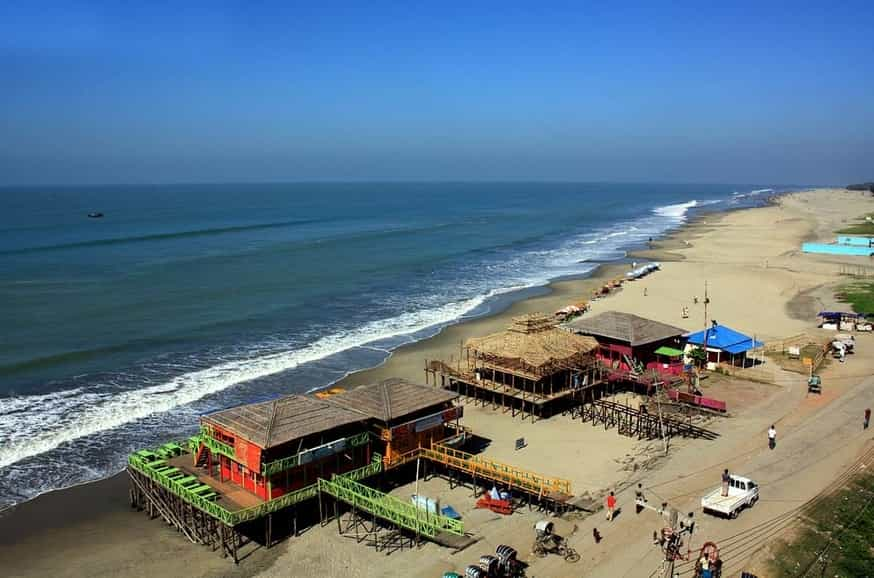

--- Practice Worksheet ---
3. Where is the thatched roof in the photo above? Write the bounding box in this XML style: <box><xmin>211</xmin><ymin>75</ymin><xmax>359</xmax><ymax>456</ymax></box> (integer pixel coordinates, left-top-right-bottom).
<box><xmin>466</xmin><ymin>314</ymin><xmax>598</xmax><ymax>377</ymax></box>
<box><xmin>203</xmin><ymin>394</ymin><xmax>367</xmax><ymax>449</ymax></box>
<box><xmin>565</xmin><ymin>311</ymin><xmax>687</xmax><ymax>347</ymax></box>
<box><xmin>328</xmin><ymin>378</ymin><xmax>458</xmax><ymax>424</ymax></box>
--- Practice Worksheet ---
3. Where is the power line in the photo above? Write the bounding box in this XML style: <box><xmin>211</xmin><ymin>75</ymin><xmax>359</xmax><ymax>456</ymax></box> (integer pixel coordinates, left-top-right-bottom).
<box><xmin>797</xmin><ymin>471</ymin><xmax>874</xmax><ymax>577</ymax></box>
<box><xmin>672</xmin><ymin>445</ymin><xmax>874</xmax><ymax>576</ymax></box>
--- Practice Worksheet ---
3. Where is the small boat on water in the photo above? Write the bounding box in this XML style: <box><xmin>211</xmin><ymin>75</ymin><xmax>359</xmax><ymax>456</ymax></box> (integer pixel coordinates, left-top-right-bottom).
<box><xmin>87</xmin><ymin>212</ymin><xmax>104</xmax><ymax>218</ymax></box>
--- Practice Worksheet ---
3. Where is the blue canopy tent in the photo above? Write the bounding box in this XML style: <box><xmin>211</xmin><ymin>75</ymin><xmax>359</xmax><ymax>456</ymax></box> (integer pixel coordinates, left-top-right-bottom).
<box><xmin>685</xmin><ymin>323</ymin><xmax>764</xmax><ymax>366</ymax></box>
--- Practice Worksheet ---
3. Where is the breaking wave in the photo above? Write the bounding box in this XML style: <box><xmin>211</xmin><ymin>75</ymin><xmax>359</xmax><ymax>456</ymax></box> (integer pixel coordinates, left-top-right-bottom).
<box><xmin>0</xmin><ymin>290</ymin><xmax>510</xmax><ymax>469</ymax></box>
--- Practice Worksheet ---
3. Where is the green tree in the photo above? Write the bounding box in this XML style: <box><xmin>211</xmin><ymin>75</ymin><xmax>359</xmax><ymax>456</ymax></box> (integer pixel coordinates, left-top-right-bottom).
<box><xmin>688</xmin><ymin>346</ymin><xmax>707</xmax><ymax>367</ymax></box>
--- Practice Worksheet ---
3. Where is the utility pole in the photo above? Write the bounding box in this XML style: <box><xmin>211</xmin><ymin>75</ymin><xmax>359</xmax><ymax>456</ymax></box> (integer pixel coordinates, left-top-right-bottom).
<box><xmin>636</xmin><ymin>494</ymin><xmax>696</xmax><ymax>578</ymax></box>
<box><xmin>654</xmin><ymin>381</ymin><xmax>669</xmax><ymax>456</ymax></box>
<box><xmin>702</xmin><ymin>281</ymin><xmax>710</xmax><ymax>367</ymax></box>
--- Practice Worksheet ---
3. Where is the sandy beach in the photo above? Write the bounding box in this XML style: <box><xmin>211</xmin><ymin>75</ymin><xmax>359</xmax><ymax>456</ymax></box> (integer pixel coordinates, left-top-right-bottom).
<box><xmin>3</xmin><ymin>187</ymin><xmax>873</xmax><ymax>578</ymax></box>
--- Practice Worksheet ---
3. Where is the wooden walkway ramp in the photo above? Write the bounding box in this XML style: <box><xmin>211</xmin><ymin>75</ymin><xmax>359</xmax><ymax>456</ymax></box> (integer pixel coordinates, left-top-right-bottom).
<box><xmin>421</xmin><ymin>443</ymin><xmax>572</xmax><ymax>501</ymax></box>
<box><xmin>317</xmin><ymin>473</ymin><xmax>465</xmax><ymax>540</ymax></box>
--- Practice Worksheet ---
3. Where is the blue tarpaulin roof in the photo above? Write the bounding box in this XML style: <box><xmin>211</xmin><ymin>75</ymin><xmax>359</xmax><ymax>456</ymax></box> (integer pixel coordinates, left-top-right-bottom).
<box><xmin>685</xmin><ymin>324</ymin><xmax>763</xmax><ymax>355</ymax></box>
<box><xmin>818</xmin><ymin>311</ymin><xmax>869</xmax><ymax>319</ymax></box>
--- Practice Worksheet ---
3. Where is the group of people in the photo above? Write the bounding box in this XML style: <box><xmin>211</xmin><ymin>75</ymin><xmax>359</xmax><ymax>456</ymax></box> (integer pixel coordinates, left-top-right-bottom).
<box><xmin>591</xmin><ymin>410</ymin><xmax>872</xmax><ymax>550</ymax></box>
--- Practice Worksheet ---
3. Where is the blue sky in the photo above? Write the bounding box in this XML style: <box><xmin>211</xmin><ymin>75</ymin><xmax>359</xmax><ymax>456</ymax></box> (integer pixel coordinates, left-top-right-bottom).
<box><xmin>1</xmin><ymin>1</ymin><xmax>872</xmax><ymax>185</ymax></box>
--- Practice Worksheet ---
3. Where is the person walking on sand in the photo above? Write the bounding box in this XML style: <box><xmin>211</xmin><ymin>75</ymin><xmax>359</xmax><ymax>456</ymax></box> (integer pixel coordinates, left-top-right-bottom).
<box><xmin>721</xmin><ymin>469</ymin><xmax>730</xmax><ymax>497</ymax></box>
<box><xmin>865</xmin><ymin>408</ymin><xmax>871</xmax><ymax>430</ymax></box>
<box><xmin>643</xmin><ymin>287</ymin><xmax>648</xmax><ymax>297</ymax></box>
<box><xmin>606</xmin><ymin>491</ymin><xmax>617</xmax><ymax>521</ymax></box>
<box><xmin>768</xmin><ymin>424</ymin><xmax>777</xmax><ymax>450</ymax></box>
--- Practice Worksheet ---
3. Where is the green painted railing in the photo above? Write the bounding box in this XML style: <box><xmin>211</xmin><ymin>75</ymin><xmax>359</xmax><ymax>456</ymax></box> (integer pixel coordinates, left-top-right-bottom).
<box><xmin>195</xmin><ymin>428</ymin><xmax>236</xmax><ymax>462</ymax></box>
<box><xmin>318</xmin><ymin>471</ymin><xmax>464</xmax><ymax>539</ymax></box>
<box><xmin>343</xmin><ymin>453</ymin><xmax>384</xmax><ymax>482</ymax></box>
<box><xmin>231</xmin><ymin>454</ymin><xmax>383</xmax><ymax>524</ymax></box>
<box><xmin>233</xmin><ymin>483</ymin><xmax>320</xmax><ymax>524</ymax></box>
<box><xmin>260</xmin><ymin>430</ymin><xmax>371</xmax><ymax>476</ymax></box>
<box><xmin>128</xmin><ymin>447</ymin><xmax>383</xmax><ymax>527</ymax></box>
<box><xmin>129</xmin><ymin>451</ymin><xmax>239</xmax><ymax>525</ymax></box>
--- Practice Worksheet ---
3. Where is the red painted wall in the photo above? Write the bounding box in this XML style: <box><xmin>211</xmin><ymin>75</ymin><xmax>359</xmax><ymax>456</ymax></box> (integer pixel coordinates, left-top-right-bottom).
<box><xmin>220</xmin><ymin>455</ymin><xmax>231</xmax><ymax>481</ymax></box>
<box><xmin>233</xmin><ymin>437</ymin><xmax>262</xmax><ymax>472</ymax></box>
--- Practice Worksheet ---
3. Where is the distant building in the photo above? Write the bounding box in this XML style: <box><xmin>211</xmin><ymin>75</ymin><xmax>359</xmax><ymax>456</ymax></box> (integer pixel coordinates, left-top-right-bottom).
<box><xmin>684</xmin><ymin>322</ymin><xmax>763</xmax><ymax>366</ymax></box>
<box><xmin>429</xmin><ymin>313</ymin><xmax>602</xmax><ymax>421</ymax></box>
<box><xmin>195</xmin><ymin>379</ymin><xmax>465</xmax><ymax>502</ymax></box>
<box><xmin>328</xmin><ymin>378</ymin><xmax>463</xmax><ymax>468</ymax></box>
<box><xmin>564</xmin><ymin>311</ymin><xmax>688</xmax><ymax>376</ymax></box>
<box><xmin>201</xmin><ymin>394</ymin><xmax>371</xmax><ymax>501</ymax></box>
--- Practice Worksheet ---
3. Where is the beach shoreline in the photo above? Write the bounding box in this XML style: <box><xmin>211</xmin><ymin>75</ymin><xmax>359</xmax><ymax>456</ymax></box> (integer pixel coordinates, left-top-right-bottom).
<box><xmin>2</xmin><ymin>187</ymin><xmax>871</xmax><ymax>578</ymax></box>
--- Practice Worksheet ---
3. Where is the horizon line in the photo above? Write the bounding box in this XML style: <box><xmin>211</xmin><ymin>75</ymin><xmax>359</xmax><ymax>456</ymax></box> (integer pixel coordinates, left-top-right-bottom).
<box><xmin>0</xmin><ymin>178</ymin><xmax>821</xmax><ymax>190</ymax></box>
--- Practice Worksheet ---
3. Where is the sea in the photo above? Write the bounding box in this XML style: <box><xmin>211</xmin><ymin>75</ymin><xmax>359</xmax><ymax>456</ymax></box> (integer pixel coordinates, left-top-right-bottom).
<box><xmin>0</xmin><ymin>182</ymin><xmax>780</xmax><ymax>507</ymax></box>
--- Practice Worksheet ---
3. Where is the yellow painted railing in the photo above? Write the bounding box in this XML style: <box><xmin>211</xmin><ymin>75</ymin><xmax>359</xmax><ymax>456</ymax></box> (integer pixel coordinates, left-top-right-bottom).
<box><xmin>422</xmin><ymin>443</ymin><xmax>571</xmax><ymax>496</ymax></box>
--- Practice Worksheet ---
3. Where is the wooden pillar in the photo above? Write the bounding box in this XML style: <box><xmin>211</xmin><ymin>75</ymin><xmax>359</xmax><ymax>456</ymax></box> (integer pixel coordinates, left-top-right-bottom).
<box><xmin>317</xmin><ymin>484</ymin><xmax>324</xmax><ymax>526</ymax></box>
<box><xmin>532</xmin><ymin>381</ymin><xmax>537</xmax><ymax>423</ymax></box>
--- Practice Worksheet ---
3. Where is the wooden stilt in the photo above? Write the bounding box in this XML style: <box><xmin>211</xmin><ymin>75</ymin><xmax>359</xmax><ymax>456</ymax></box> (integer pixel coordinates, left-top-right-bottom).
<box><xmin>293</xmin><ymin>505</ymin><xmax>298</xmax><ymax>537</ymax></box>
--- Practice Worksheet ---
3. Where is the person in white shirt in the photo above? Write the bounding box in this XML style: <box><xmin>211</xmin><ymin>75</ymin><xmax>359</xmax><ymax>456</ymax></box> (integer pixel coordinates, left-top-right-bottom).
<box><xmin>768</xmin><ymin>425</ymin><xmax>777</xmax><ymax>450</ymax></box>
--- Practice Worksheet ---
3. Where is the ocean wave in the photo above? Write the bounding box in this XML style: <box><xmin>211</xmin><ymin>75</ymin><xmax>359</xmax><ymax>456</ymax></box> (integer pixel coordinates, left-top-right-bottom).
<box><xmin>652</xmin><ymin>200</ymin><xmax>699</xmax><ymax>219</ymax></box>
<box><xmin>0</xmin><ymin>285</ymin><xmax>531</xmax><ymax>470</ymax></box>
<box><xmin>0</xmin><ymin>218</ymin><xmax>332</xmax><ymax>256</ymax></box>
<box><xmin>732</xmin><ymin>188</ymin><xmax>774</xmax><ymax>199</ymax></box>
<box><xmin>1</xmin><ymin>222</ymin><xmax>625</xmax><ymax>472</ymax></box>
<box><xmin>652</xmin><ymin>198</ymin><xmax>725</xmax><ymax>220</ymax></box>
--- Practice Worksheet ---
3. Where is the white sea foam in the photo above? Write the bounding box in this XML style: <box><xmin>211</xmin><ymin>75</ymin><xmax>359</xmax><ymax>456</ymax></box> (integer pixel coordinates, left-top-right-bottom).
<box><xmin>732</xmin><ymin>188</ymin><xmax>773</xmax><ymax>199</ymax></box>
<box><xmin>0</xmin><ymin>286</ymin><xmax>530</xmax><ymax>470</ymax></box>
<box><xmin>653</xmin><ymin>200</ymin><xmax>699</xmax><ymax>219</ymax></box>
<box><xmin>652</xmin><ymin>199</ymin><xmax>725</xmax><ymax>220</ymax></box>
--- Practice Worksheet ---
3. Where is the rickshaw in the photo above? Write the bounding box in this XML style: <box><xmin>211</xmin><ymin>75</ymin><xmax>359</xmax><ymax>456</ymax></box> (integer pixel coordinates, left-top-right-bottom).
<box><xmin>531</xmin><ymin>521</ymin><xmax>580</xmax><ymax>563</ymax></box>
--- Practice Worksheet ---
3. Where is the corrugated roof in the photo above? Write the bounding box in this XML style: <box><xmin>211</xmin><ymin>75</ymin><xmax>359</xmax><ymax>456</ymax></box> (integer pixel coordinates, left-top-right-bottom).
<box><xmin>203</xmin><ymin>394</ymin><xmax>367</xmax><ymax>449</ymax></box>
<box><xmin>565</xmin><ymin>311</ymin><xmax>687</xmax><ymax>347</ymax></box>
<box><xmin>465</xmin><ymin>313</ymin><xmax>599</xmax><ymax>377</ymax></box>
<box><xmin>328</xmin><ymin>379</ymin><xmax>458</xmax><ymax>423</ymax></box>
<box><xmin>685</xmin><ymin>324</ymin><xmax>764</xmax><ymax>354</ymax></box>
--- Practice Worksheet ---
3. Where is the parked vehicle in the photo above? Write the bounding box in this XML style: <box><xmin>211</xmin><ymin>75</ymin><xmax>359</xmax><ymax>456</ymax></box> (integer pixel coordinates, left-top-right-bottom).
<box><xmin>833</xmin><ymin>333</ymin><xmax>855</xmax><ymax>352</ymax></box>
<box><xmin>807</xmin><ymin>374</ymin><xmax>822</xmax><ymax>394</ymax></box>
<box><xmin>701</xmin><ymin>475</ymin><xmax>758</xmax><ymax>518</ymax></box>
<box><xmin>531</xmin><ymin>520</ymin><xmax>580</xmax><ymax>563</ymax></box>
